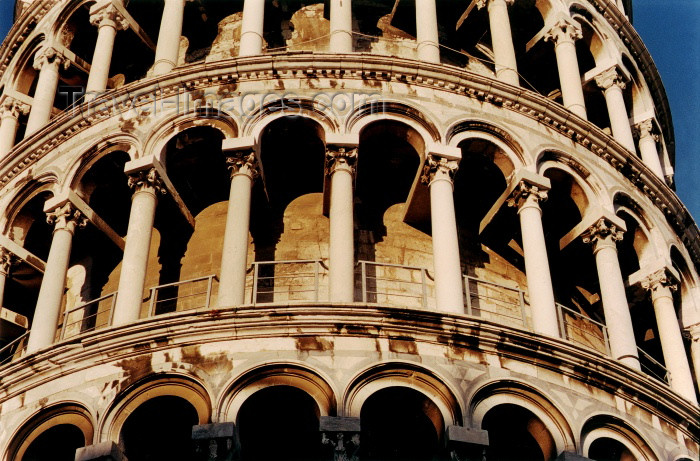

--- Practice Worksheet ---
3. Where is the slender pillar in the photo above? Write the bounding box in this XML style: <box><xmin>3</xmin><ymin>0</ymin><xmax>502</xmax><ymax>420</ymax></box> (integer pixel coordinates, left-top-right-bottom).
<box><xmin>595</xmin><ymin>67</ymin><xmax>636</xmax><ymax>152</ymax></box>
<box><xmin>330</xmin><ymin>0</ymin><xmax>353</xmax><ymax>53</ymax></box>
<box><xmin>0</xmin><ymin>97</ymin><xmax>30</xmax><ymax>158</ymax></box>
<box><xmin>0</xmin><ymin>247</ymin><xmax>13</xmax><ymax>308</ymax></box>
<box><xmin>582</xmin><ymin>218</ymin><xmax>640</xmax><ymax>370</ymax></box>
<box><xmin>153</xmin><ymin>0</ymin><xmax>187</xmax><ymax>76</ymax></box>
<box><xmin>641</xmin><ymin>270</ymin><xmax>698</xmax><ymax>404</ymax></box>
<box><xmin>239</xmin><ymin>0</ymin><xmax>266</xmax><ymax>57</ymax></box>
<box><xmin>326</xmin><ymin>145</ymin><xmax>357</xmax><ymax>303</ymax></box>
<box><xmin>85</xmin><ymin>1</ymin><xmax>128</xmax><ymax>98</ymax></box>
<box><xmin>422</xmin><ymin>155</ymin><xmax>463</xmax><ymax>313</ymax></box>
<box><xmin>26</xmin><ymin>203</ymin><xmax>87</xmax><ymax>353</ymax></box>
<box><xmin>635</xmin><ymin>119</ymin><xmax>665</xmax><ymax>179</ymax></box>
<box><xmin>25</xmin><ymin>46</ymin><xmax>67</xmax><ymax>137</ymax></box>
<box><xmin>508</xmin><ymin>181</ymin><xmax>559</xmax><ymax>337</ymax></box>
<box><xmin>477</xmin><ymin>0</ymin><xmax>518</xmax><ymax>86</ymax></box>
<box><xmin>218</xmin><ymin>151</ymin><xmax>259</xmax><ymax>307</ymax></box>
<box><xmin>112</xmin><ymin>168</ymin><xmax>164</xmax><ymax>326</ymax></box>
<box><xmin>415</xmin><ymin>0</ymin><xmax>440</xmax><ymax>63</ymax></box>
<box><xmin>544</xmin><ymin>20</ymin><xmax>587</xmax><ymax>120</ymax></box>
<box><xmin>688</xmin><ymin>324</ymin><xmax>700</xmax><ymax>390</ymax></box>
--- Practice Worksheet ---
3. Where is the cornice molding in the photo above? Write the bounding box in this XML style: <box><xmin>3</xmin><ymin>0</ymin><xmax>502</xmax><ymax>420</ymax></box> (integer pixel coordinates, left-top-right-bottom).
<box><xmin>0</xmin><ymin>53</ymin><xmax>696</xmax><ymax>271</ymax></box>
<box><xmin>0</xmin><ymin>304</ymin><xmax>697</xmax><ymax>439</ymax></box>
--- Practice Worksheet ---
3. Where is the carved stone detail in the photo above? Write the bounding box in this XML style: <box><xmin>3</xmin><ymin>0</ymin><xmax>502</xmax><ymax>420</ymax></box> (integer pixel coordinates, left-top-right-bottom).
<box><xmin>46</xmin><ymin>203</ymin><xmax>88</xmax><ymax>233</ymax></box>
<box><xmin>506</xmin><ymin>180</ymin><xmax>548</xmax><ymax>209</ymax></box>
<box><xmin>321</xmin><ymin>432</ymin><xmax>360</xmax><ymax>461</ymax></box>
<box><xmin>325</xmin><ymin>146</ymin><xmax>358</xmax><ymax>176</ymax></box>
<box><xmin>90</xmin><ymin>3</ymin><xmax>129</xmax><ymax>30</ymax></box>
<box><xmin>595</xmin><ymin>67</ymin><xmax>626</xmax><ymax>91</ymax></box>
<box><xmin>33</xmin><ymin>45</ymin><xmax>69</xmax><ymax>71</ymax></box>
<box><xmin>421</xmin><ymin>155</ymin><xmax>459</xmax><ymax>185</ymax></box>
<box><xmin>0</xmin><ymin>97</ymin><xmax>30</xmax><ymax>119</ymax></box>
<box><xmin>475</xmin><ymin>0</ymin><xmax>514</xmax><ymax>9</ymax></box>
<box><xmin>641</xmin><ymin>268</ymin><xmax>679</xmax><ymax>293</ymax></box>
<box><xmin>544</xmin><ymin>19</ymin><xmax>583</xmax><ymax>44</ymax></box>
<box><xmin>127</xmin><ymin>168</ymin><xmax>167</xmax><ymax>194</ymax></box>
<box><xmin>581</xmin><ymin>218</ymin><xmax>624</xmax><ymax>245</ymax></box>
<box><xmin>225</xmin><ymin>151</ymin><xmax>260</xmax><ymax>180</ymax></box>
<box><xmin>635</xmin><ymin>118</ymin><xmax>659</xmax><ymax>142</ymax></box>
<box><xmin>0</xmin><ymin>247</ymin><xmax>14</xmax><ymax>276</ymax></box>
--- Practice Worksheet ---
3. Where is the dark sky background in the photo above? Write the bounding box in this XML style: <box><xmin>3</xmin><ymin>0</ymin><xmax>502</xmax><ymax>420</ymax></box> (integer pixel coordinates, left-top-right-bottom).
<box><xmin>0</xmin><ymin>1</ymin><xmax>697</xmax><ymax>220</ymax></box>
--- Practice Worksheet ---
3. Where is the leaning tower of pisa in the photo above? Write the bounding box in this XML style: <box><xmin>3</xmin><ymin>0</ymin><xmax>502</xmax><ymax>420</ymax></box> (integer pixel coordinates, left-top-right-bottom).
<box><xmin>0</xmin><ymin>0</ymin><xmax>697</xmax><ymax>460</ymax></box>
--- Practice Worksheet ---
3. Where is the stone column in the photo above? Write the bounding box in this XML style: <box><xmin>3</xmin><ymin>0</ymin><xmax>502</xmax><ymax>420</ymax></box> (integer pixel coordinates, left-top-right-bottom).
<box><xmin>326</xmin><ymin>145</ymin><xmax>357</xmax><ymax>303</ymax></box>
<box><xmin>582</xmin><ymin>218</ymin><xmax>640</xmax><ymax>370</ymax></box>
<box><xmin>26</xmin><ymin>203</ymin><xmax>87</xmax><ymax>353</ymax></box>
<box><xmin>688</xmin><ymin>324</ymin><xmax>700</xmax><ymax>390</ymax></box>
<box><xmin>25</xmin><ymin>45</ymin><xmax>68</xmax><ymax>137</ymax></box>
<box><xmin>507</xmin><ymin>180</ymin><xmax>559</xmax><ymax>337</ymax></box>
<box><xmin>595</xmin><ymin>67</ymin><xmax>636</xmax><ymax>153</ymax></box>
<box><xmin>641</xmin><ymin>269</ymin><xmax>697</xmax><ymax>404</ymax></box>
<box><xmin>477</xmin><ymin>0</ymin><xmax>519</xmax><ymax>86</ymax></box>
<box><xmin>85</xmin><ymin>1</ymin><xmax>128</xmax><ymax>98</ymax></box>
<box><xmin>112</xmin><ymin>168</ymin><xmax>165</xmax><ymax>326</ymax></box>
<box><xmin>544</xmin><ymin>20</ymin><xmax>587</xmax><ymax>120</ymax></box>
<box><xmin>0</xmin><ymin>97</ymin><xmax>30</xmax><ymax>158</ymax></box>
<box><xmin>0</xmin><ymin>248</ymin><xmax>13</xmax><ymax>309</ymax></box>
<box><xmin>415</xmin><ymin>0</ymin><xmax>440</xmax><ymax>63</ymax></box>
<box><xmin>422</xmin><ymin>155</ymin><xmax>463</xmax><ymax>313</ymax></box>
<box><xmin>239</xmin><ymin>0</ymin><xmax>266</xmax><ymax>57</ymax></box>
<box><xmin>218</xmin><ymin>150</ymin><xmax>259</xmax><ymax>308</ymax></box>
<box><xmin>635</xmin><ymin>119</ymin><xmax>665</xmax><ymax>179</ymax></box>
<box><xmin>330</xmin><ymin>0</ymin><xmax>353</xmax><ymax>53</ymax></box>
<box><xmin>153</xmin><ymin>0</ymin><xmax>187</xmax><ymax>76</ymax></box>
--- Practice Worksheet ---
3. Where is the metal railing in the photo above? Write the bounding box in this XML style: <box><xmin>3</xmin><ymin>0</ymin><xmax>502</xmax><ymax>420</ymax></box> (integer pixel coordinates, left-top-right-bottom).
<box><xmin>556</xmin><ymin>303</ymin><xmax>611</xmax><ymax>355</ymax></box>
<box><xmin>637</xmin><ymin>347</ymin><xmax>670</xmax><ymax>384</ymax></box>
<box><xmin>0</xmin><ymin>331</ymin><xmax>29</xmax><ymax>367</ymax></box>
<box><xmin>248</xmin><ymin>260</ymin><xmax>328</xmax><ymax>305</ymax></box>
<box><xmin>60</xmin><ymin>292</ymin><xmax>117</xmax><ymax>340</ymax></box>
<box><xmin>356</xmin><ymin>260</ymin><xmax>434</xmax><ymax>309</ymax></box>
<box><xmin>464</xmin><ymin>276</ymin><xmax>528</xmax><ymax>329</ymax></box>
<box><xmin>146</xmin><ymin>275</ymin><xmax>218</xmax><ymax>317</ymax></box>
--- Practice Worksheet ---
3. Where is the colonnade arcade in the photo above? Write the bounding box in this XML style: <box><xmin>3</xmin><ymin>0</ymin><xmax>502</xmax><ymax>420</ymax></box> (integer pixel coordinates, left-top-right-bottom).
<box><xmin>0</xmin><ymin>0</ymin><xmax>672</xmax><ymax>183</ymax></box>
<box><xmin>0</xmin><ymin>110</ymin><xmax>697</xmax><ymax>407</ymax></box>
<box><xmin>5</xmin><ymin>363</ymin><xmax>685</xmax><ymax>461</ymax></box>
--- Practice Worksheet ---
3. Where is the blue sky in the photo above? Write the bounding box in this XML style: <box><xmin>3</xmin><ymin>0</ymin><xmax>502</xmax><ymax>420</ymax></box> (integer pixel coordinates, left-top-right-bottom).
<box><xmin>0</xmin><ymin>1</ymin><xmax>697</xmax><ymax>220</ymax></box>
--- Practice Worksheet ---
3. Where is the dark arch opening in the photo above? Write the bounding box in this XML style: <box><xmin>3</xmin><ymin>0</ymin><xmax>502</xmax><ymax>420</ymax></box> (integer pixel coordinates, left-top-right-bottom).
<box><xmin>482</xmin><ymin>404</ymin><xmax>556</xmax><ymax>461</ymax></box>
<box><xmin>21</xmin><ymin>424</ymin><xmax>85</xmax><ymax>461</ymax></box>
<box><xmin>588</xmin><ymin>437</ymin><xmax>635</xmax><ymax>461</ymax></box>
<box><xmin>120</xmin><ymin>395</ymin><xmax>199</xmax><ymax>461</ymax></box>
<box><xmin>238</xmin><ymin>386</ymin><xmax>320</xmax><ymax>461</ymax></box>
<box><xmin>360</xmin><ymin>386</ymin><xmax>443</xmax><ymax>461</ymax></box>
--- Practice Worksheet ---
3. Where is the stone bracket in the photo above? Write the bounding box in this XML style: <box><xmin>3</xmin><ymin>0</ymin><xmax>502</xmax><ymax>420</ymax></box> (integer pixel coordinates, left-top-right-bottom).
<box><xmin>0</xmin><ymin>234</ymin><xmax>46</xmax><ymax>273</ymax></box>
<box><xmin>75</xmin><ymin>441</ymin><xmax>126</xmax><ymax>461</ymax></box>
<box><xmin>107</xmin><ymin>0</ymin><xmax>157</xmax><ymax>51</ymax></box>
<box><xmin>559</xmin><ymin>208</ymin><xmax>626</xmax><ymax>251</ymax></box>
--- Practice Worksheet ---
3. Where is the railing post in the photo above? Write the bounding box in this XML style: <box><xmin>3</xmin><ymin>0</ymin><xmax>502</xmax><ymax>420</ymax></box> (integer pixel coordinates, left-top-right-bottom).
<box><xmin>205</xmin><ymin>275</ymin><xmax>214</xmax><ymax>309</ymax></box>
<box><xmin>420</xmin><ymin>268</ymin><xmax>428</xmax><ymax>308</ymax></box>
<box><xmin>108</xmin><ymin>293</ymin><xmax>118</xmax><ymax>327</ymax></box>
<box><xmin>148</xmin><ymin>287</ymin><xmax>157</xmax><ymax>317</ymax></box>
<box><xmin>314</xmin><ymin>260</ymin><xmax>320</xmax><ymax>302</ymax></box>
<box><xmin>556</xmin><ymin>304</ymin><xmax>567</xmax><ymax>340</ymax></box>
<box><xmin>464</xmin><ymin>276</ymin><xmax>472</xmax><ymax>316</ymax></box>
<box><xmin>59</xmin><ymin>309</ymin><xmax>70</xmax><ymax>340</ymax></box>
<box><xmin>361</xmin><ymin>261</ymin><xmax>367</xmax><ymax>303</ymax></box>
<box><xmin>252</xmin><ymin>262</ymin><xmax>259</xmax><ymax>306</ymax></box>
<box><xmin>602</xmin><ymin>324</ymin><xmax>611</xmax><ymax>356</ymax></box>
<box><xmin>518</xmin><ymin>289</ymin><xmax>528</xmax><ymax>329</ymax></box>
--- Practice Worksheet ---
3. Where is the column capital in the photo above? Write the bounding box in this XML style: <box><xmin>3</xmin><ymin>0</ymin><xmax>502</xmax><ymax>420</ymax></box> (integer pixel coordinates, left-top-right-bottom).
<box><xmin>581</xmin><ymin>217</ymin><xmax>624</xmax><ymax>245</ymax></box>
<box><xmin>225</xmin><ymin>150</ymin><xmax>260</xmax><ymax>180</ymax></box>
<box><xmin>0</xmin><ymin>96</ymin><xmax>30</xmax><ymax>119</ymax></box>
<box><xmin>33</xmin><ymin>44</ymin><xmax>69</xmax><ymax>71</ymax></box>
<box><xmin>686</xmin><ymin>323</ymin><xmax>700</xmax><ymax>341</ymax></box>
<box><xmin>0</xmin><ymin>246</ymin><xmax>14</xmax><ymax>276</ymax></box>
<box><xmin>89</xmin><ymin>1</ymin><xmax>129</xmax><ymax>30</ymax></box>
<box><xmin>594</xmin><ymin>66</ymin><xmax>627</xmax><ymax>91</ymax></box>
<box><xmin>325</xmin><ymin>145</ymin><xmax>358</xmax><ymax>176</ymax></box>
<box><xmin>46</xmin><ymin>202</ymin><xmax>88</xmax><ymax>234</ymax></box>
<box><xmin>127</xmin><ymin>168</ymin><xmax>167</xmax><ymax>195</ymax></box>
<box><xmin>476</xmin><ymin>0</ymin><xmax>514</xmax><ymax>9</ymax></box>
<box><xmin>634</xmin><ymin>118</ymin><xmax>659</xmax><ymax>142</ymax></box>
<box><xmin>543</xmin><ymin>18</ymin><xmax>583</xmax><ymax>44</ymax></box>
<box><xmin>421</xmin><ymin>155</ymin><xmax>459</xmax><ymax>185</ymax></box>
<box><xmin>640</xmin><ymin>268</ymin><xmax>679</xmax><ymax>293</ymax></box>
<box><xmin>506</xmin><ymin>180</ymin><xmax>549</xmax><ymax>210</ymax></box>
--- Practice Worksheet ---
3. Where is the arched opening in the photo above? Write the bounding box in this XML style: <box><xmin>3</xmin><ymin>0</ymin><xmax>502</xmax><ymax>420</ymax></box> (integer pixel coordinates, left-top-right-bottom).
<box><xmin>482</xmin><ymin>404</ymin><xmax>556</xmax><ymax>461</ymax></box>
<box><xmin>21</xmin><ymin>424</ymin><xmax>85</xmax><ymax>461</ymax></box>
<box><xmin>573</xmin><ymin>16</ymin><xmax>612</xmax><ymax>131</ymax></box>
<box><xmin>237</xmin><ymin>386</ymin><xmax>320</xmax><ymax>461</ymax></box>
<box><xmin>582</xmin><ymin>415</ymin><xmax>658</xmax><ymax>461</ymax></box>
<box><xmin>588</xmin><ymin>437</ymin><xmax>636</xmax><ymax>461</ymax></box>
<box><xmin>360</xmin><ymin>387</ymin><xmax>443</xmax><ymax>461</ymax></box>
<box><xmin>120</xmin><ymin>395</ymin><xmax>199</xmax><ymax>461</ymax></box>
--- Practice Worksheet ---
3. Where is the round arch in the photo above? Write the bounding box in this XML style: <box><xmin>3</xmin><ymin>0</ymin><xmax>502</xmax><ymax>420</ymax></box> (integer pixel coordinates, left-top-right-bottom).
<box><xmin>343</xmin><ymin>362</ymin><xmax>464</xmax><ymax>426</ymax></box>
<box><xmin>65</xmin><ymin>134</ymin><xmax>140</xmax><ymax>191</ymax></box>
<box><xmin>218</xmin><ymin>363</ymin><xmax>337</xmax><ymax>423</ymax></box>
<box><xmin>99</xmin><ymin>374</ymin><xmax>212</xmax><ymax>443</ymax></box>
<box><xmin>346</xmin><ymin>100</ymin><xmax>441</xmax><ymax>147</ymax></box>
<box><xmin>447</xmin><ymin>122</ymin><xmax>527</xmax><ymax>177</ymax></box>
<box><xmin>581</xmin><ymin>414</ymin><xmax>660</xmax><ymax>461</ymax></box>
<box><xmin>4</xmin><ymin>402</ymin><xmax>94</xmax><ymax>461</ymax></box>
<box><xmin>469</xmin><ymin>379</ymin><xmax>576</xmax><ymax>455</ymax></box>
<box><xmin>4</xmin><ymin>34</ymin><xmax>46</xmax><ymax>94</ymax></box>
<box><xmin>241</xmin><ymin>97</ymin><xmax>339</xmax><ymax>141</ymax></box>
<box><xmin>1</xmin><ymin>176</ymin><xmax>57</xmax><ymax>239</ymax></box>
